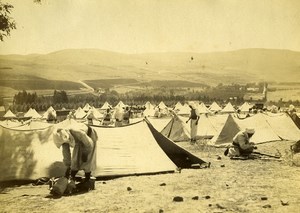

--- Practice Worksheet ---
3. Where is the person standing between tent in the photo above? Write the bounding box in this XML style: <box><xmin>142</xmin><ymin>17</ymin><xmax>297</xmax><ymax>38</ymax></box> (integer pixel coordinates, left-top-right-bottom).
<box><xmin>53</xmin><ymin>122</ymin><xmax>98</xmax><ymax>193</ymax></box>
<box><xmin>186</xmin><ymin>102</ymin><xmax>200</xmax><ymax>143</ymax></box>
<box><xmin>123</xmin><ymin>106</ymin><xmax>131</xmax><ymax>125</ymax></box>
<box><xmin>225</xmin><ymin>128</ymin><xmax>257</xmax><ymax>158</ymax></box>
<box><xmin>102</xmin><ymin>108</ymin><xmax>112</xmax><ymax>126</ymax></box>
<box><xmin>114</xmin><ymin>106</ymin><xmax>124</xmax><ymax>127</ymax></box>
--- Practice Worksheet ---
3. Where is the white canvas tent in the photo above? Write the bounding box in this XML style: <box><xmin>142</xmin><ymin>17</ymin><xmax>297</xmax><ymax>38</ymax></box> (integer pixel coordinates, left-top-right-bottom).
<box><xmin>74</xmin><ymin>107</ymin><xmax>87</xmax><ymax>119</ymax></box>
<box><xmin>100</xmin><ymin>102</ymin><xmax>112</xmax><ymax>110</ymax></box>
<box><xmin>262</xmin><ymin>112</ymin><xmax>300</xmax><ymax>141</ymax></box>
<box><xmin>3</xmin><ymin>110</ymin><xmax>16</xmax><ymax>118</ymax></box>
<box><xmin>24</xmin><ymin>108</ymin><xmax>42</xmax><ymax>119</ymax></box>
<box><xmin>114</xmin><ymin>101</ymin><xmax>126</xmax><ymax>109</ymax></box>
<box><xmin>209</xmin><ymin>102</ymin><xmax>222</xmax><ymax>112</ymax></box>
<box><xmin>221</xmin><ymin>102</ymin><xmax>235</xmax><ymax>113</ymax></box>
<box><xmin>176</xmin><ymin>103</ymin><xmax>190</xmax><ymax>115</ymax></box>
<box><xmin>0</xmin><ymin>119</ymin><xmax>206</xmax><ymax>181</ymax></box>
<box><xmin>233</xmin><ymin>113</ymin><xmax>281</xmax><ymax>143</ymax></box>
<box><xmin>161</xmin><ymin>114</ymin><xmax>191</xmax><ymax>142</ymax></box>
<box><xmin>174</xmin><ymin>102</ymin><xmax>183</xmax><ymax>111</ymax></box>
<box><xmin>209</xmin><ymin>114</ymin><xmax>240</xmax><ymax>145</ymax></box>
<box><xmin>83</xmin><ymin>103</ymin><xmax>92</xmax><ymax>112</ymax></box>
<box><xmin>239</xmin><ymin>102</ymin><xmax>253</xmax><ymax>113</ymax></box>
<box><xmin>197</xmin><ymin>102</ymin><xmax>211</xmax><ymax>114</ymax></box>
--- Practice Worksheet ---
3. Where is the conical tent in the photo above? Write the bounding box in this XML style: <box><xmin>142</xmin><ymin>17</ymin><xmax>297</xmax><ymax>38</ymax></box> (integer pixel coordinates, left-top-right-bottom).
<box><xmin>115</xmin><ymin>101</ymin><xmax>126</xmax><ymax>109</ymax></box>
<box><xmin>197</xmin><ymin>102</ymin><xmax>211</xmax><ymax>114</ymax></box>
<box><xmin>83</xmin><ymin>103</ymin><xmax>92</xmax><ymax>112</ymax></box>
<box><xmin>197</xmin><ymin>114</ymin><xmax>229</xmax><ymax>139</ymax></box>
<box><xmin>42</xmin><ymin>106</ymin><xmax>56</xmax><ymax>119</ymax></box>
<box><xmin>74</xmin><ymin>107</ymin><xmax>87</xmax><ymax>119</ymax></box>
<box><xmin>87</xmin><ymin>107</ymin><xmax>103</xmax><ymax>119</ymax></box>
<box><xmin>177</xmin><ymin>103</ymin><xmax>191</xmax><ymax>115</ymax></box>
<box><xmin>3</xmin><ymin>110</ymin><xmax>16</xmax><ymax>118</ymax></box>
<box><xmin>0</xmin><ymin>119</ymin><xmax>206</xmax><ymax>181</ymax></box>
<box><xmin>158</xmin><ymin>101</ymin><xmax>167</xmax><ymax>109</ymax></box>
<box><xmin>209</xmin><ymin>102</ymin><xmax>222</xmax><ymax>112</ymax></box>
<box><xmin>174</xmin><ymin>102</ymin><xmax>183</xmax><ymax>111</ymax></box>
<box><xmin>221</xmin><ymin>102</ymin><xmax>235</xmax><ymax>113</ymax></box>
<box><xmin>209</xmin><ymin>114</ymin><xmax>240</xmax><ymax>145</ymax></box>
<box><xmin>161</xmin><ymin>114</ymin><xmax>191</xmax><ymax>142</ymax></box>
<box><xmin>100</xmin><ymin>102</ymin><xmax>112</xmax><ymax>110</ymax></box>
<box><xmin>239</xmin><ymin>102</ymin><xmax>252</xmax><ymax>113</ymax></box>
<box><xmin>144</xmin><ymin>101</ymin><xmax>154</xmax><ymax>110</ymax></box>
<box><xmin>24</xmin><ymin>108</ymin><xmax>41</xmax><ymax>119</ymax></box>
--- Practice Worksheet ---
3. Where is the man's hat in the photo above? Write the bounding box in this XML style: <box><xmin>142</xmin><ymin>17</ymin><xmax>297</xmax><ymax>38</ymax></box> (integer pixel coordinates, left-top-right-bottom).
<box><xmin>245</xmin><ymin>128</ymin><xmax>255</xmax><ymax>134</ymax></box>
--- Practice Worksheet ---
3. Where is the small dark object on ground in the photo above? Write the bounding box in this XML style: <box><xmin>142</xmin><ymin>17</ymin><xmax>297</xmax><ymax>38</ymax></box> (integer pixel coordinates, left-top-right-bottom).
<box><xmin>262</xmin><ymin>204</ymin><xmax>272</xmax><ymax>208</ymax></box>
<box><xmin>192</xmin><ymin>196</ymin><xmax>199</xmax><ymax>200</ymax></box>
<box><xmin>261</xmin><ymin>196</ymin><xmax>268</xmax><ymax>200</ymax></box>
<box><xmin>173</xmin><ymin>196</ymin><xmax>184</xmax><ymax>202</ymax></box>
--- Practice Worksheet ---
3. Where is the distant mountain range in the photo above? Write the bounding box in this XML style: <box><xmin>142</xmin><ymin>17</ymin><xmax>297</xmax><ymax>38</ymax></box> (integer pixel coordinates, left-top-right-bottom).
<box><xmin>1</xmin><ymin>48</ymin><xmax>300</xmax><ymax>88</ymax></box>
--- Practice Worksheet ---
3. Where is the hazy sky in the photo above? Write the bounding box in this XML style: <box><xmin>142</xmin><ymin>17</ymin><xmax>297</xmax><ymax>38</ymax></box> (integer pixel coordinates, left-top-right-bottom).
<box><xmin>1</xmin><ymin>0</ymin><xmax>300</xmax><ymax>54</ymax></box>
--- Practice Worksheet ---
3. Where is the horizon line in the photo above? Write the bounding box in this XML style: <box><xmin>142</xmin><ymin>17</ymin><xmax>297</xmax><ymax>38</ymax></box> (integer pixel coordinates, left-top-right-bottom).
<box><xmin>0</xmin><ymin>47</ymin><xmax>299</xmax><ymax>56</ymax></box>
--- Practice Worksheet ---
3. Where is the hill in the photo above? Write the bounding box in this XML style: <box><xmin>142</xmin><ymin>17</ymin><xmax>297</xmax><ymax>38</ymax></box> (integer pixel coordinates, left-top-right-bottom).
<box><xmin>0</xmin><ymin>48</ymin><xmax>299</xmax><ymax>88</ymax></box>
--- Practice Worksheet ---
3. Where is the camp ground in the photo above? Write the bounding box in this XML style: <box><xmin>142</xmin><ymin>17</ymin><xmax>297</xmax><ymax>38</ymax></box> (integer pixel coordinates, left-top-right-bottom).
<box><xmin>0</xmin><ymin>118</ymin><xmax>207</xmax><ymax>182</ymax></box>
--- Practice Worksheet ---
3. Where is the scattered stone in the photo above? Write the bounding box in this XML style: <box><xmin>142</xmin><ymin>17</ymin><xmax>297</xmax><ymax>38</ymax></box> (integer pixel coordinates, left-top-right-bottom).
<box><xmin>280</xmin><ymin>200</ymin><xmax>289</xmax><ymax>206</ymax></box>
<box><xmin>217</xmin><ymin>156</ymin><xmax>222</xmax><ymax>160</ymax></box>
<box><xmin>159</xmin><ymin>209</ymin><xmax>164</xmax><ymax>213</ymax></box>
<box><xmin>204</xmin><ymin>195</ymin><xmax>211</xmax><ymax>199</ymax></box>
<box><xmin>192</xmin><ymin>196</ymin><xmax>199</xmax><ymax>200</ymax></box>
<box><xmin>173</xmin><ymin>196</ymin><xmax>184</xmax><ymax>202</ymax></box>
<box><xmin>102</xmin><ymin>182</ymin><xmax>106</xmax><ymax>184</ymax></box>
<box><xmin>261</xmin><ymin>196</ymin><xmax>268</xmax><ymax>201</ymax></box>
<box><xmin>159</xmin><ymin>183</ymin><xmax>166</xmax><ymax>186</ymax></box>
<box><xmin>127</xmin><ymin>187</ymin><xmax>132</xmax><ymax>191</ymax></box>
<box><xmin>220</xmin><ymin>164</ymin><xmax>225</xmax><ymax>167</ymax></box>
<box><xmin>208</xmin><ymin>204</ymin><xmax>212</xmax><ymax>207</ymax></box>
<box><xmin>216</xmin><ymin>203</ymin><xmax>226</xmax><ymax>209</ymax></box>
<box><xmin>262</xmin><ymin>204</ymin><xmax>271</xmax><ymax>208</ymax></box>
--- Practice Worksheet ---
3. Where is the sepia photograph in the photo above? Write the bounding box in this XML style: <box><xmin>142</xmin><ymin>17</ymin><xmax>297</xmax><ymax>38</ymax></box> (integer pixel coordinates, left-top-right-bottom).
<box><xmin>0</xmin><ymin>0</ymin><xmax>300</xmax><ymax>212</ymax></box>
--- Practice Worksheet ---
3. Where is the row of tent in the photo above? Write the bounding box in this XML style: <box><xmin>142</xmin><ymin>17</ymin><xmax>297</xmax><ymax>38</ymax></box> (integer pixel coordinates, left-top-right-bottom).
<box><xmin>160</xmin><ymin>112</ymin><xmax>300</xmax><ymax>145</ymax></box>
<box><xmin>0</xmin><ymin>118</ymin><xmax>206</xmax><ymax>182</ymax></box>
<box><xmin>1</xmin><ymin>101</ymin><xmax>256</xmax><ymax>120</ymax></box>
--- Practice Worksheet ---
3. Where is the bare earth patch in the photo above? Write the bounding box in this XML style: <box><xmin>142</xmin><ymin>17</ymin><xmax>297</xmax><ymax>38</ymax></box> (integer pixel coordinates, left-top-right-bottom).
<box><xmin>1</xmin><ymin>140</ymin><xmax>300</xmax><ymax>213</ymax></box>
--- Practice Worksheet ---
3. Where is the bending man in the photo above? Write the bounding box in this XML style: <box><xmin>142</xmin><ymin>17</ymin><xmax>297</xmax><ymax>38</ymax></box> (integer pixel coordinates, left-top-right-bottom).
<box><xmin>226</xmin><ymin>128</ymin><xmax>256</xmax><ymax>158</ymax></box>
<box><xmin>53</xmin><ymin>122</ymin><xmax>98</xmax><ymax>191</ymax></box>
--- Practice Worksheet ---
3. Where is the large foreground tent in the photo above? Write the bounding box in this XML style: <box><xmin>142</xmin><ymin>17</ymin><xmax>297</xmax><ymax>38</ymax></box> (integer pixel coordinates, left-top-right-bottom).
<box><xmin>0</xmin><ymin>119</ymin><xmax>206</xmax><ymax>182</ymax></box>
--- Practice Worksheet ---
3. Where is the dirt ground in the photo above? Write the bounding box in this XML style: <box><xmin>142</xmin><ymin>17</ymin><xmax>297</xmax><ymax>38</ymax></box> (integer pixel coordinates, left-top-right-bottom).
<box><xmin>1</xmin><ymin>140</ymin><xmax>300</xmax><ymax>213</ymax></box>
